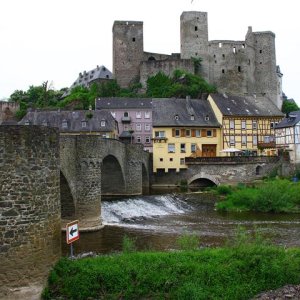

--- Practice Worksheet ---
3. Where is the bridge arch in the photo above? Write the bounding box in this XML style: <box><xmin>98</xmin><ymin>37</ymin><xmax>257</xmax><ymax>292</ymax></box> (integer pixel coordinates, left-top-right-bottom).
<box><xmin>188</xmin><ymin>173</ymin><xmax>220</xmax><ymax>187</ymax></box>
<box><xmin>101</xmin><ymin>154</ymin><xmax>126</xmax><ymax>195</ymax></box>
<box><xmin>60</xmin><ymin>171</ymin><xmax>75</xmax><ymax>218</ymax></box>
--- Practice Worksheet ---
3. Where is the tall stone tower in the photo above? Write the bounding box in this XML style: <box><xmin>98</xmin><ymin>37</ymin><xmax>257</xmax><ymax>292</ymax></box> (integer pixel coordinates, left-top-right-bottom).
<box><xmin>113</xmin><ymin>21</ymin><xmax>144</xmax><ymax>88</ymax></box>
<box><xmin>180</xmin><ymin>11</ymin><xmax>209</xmax><ymax>79</ymax></box>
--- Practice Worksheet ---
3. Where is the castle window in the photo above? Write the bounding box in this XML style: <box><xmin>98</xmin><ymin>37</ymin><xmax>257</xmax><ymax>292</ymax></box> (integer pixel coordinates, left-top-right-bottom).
<box><xmin>219</xmin><ymin>43</ymin><xmax>222</xmax><ymax>48</ymax></box>
<box><xmin>222</xmin><ymin>69</ymin><xmax>225</xmax><ymax>74</ymax></box>
<box><xmin>195</xmin><ymin>26</ymin><xmax>198</xmax><ymax>31</ymax></box>
<box><xmin>214</xmin><ymin>54</ymin><xmax>216</xmax><ymax>58</ymax></box>
<box><xmin>238</xmin><ymin>66</ymin><xmax>241</xmax><ymax>72</ymax></box>
<box><xmin>259</xmin><ymin>50</ymin><xmax>262</xmax><ymax>53</ymax></box>
<box><xmin>106</xmin><ymin>75</ymin><xmax>110</xmax><ymax>79</ymax></box>
<box><xmin>242</xmin><ymin>44</ymin><xmax>245</xmax><ymax>48</ymax></box>
<box><xmin>222</xmin><ymin>54</ymin><xmax>225</xmax><ymax>59</ymax></box>
<box><xmin>132</xmin><ymin>37</ymin><xmax>136</xmax><ymax>42</ymax></box>
<box><xmin>248</xmin><ymin>59</ymin><xmax>251</xmax><ymax>65</ymax></box>
<box><xmin>195</xmin><ymin>52</ymin><xmax>198</xmax><ymax>56</ymax></box>
<box><xmin>215</xmin><ymin>60</ymin><xmax>217</xmax><ymax>63</ymax></box>
<box><xmin>148</xmin><ymin>56</ymin><xmax>156</xmax><ymax>61</ymax></box>
<box><xmin>233</xmin><ymin>47</ymin><xmax>236</xmax><ymax>54</ymax></box>
<box><xmin>260</xmin><ymin>62</ymin><xmax>262</xmax><ymax>64</ymax></box>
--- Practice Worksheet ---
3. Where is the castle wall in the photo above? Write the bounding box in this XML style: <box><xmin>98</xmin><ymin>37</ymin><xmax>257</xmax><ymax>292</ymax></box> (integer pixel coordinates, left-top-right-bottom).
<box><xmin>140</xmin><ymin>59</ymin><xmax>194</xmax><ymax>86</ymax></box>
<box><xmin>0</xmin><ymin>125</ymin><xmax>61</xmax><ymax>298</ymax></box>
<box><xmin>0</xmin><ymin>101</ymin><xmax>19</xmax><ymax>124</ymax></box>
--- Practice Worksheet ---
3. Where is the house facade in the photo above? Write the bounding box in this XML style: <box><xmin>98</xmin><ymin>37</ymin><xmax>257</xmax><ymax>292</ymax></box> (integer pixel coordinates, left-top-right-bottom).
<box><xmin>152</xmin><ymin>98</ymin><xmax>221</xmax><ymax>173</ymax></box>
<box><xmin>95</xmin><ymin>98</ymin><xmax>153</xmax><ymax>152</ymax></box>
<box><xmin>275</xmin><ymin>111</ymin><xmax>300</xmax><ymax>163</ymax></box>
<box><xmin>208</xmin><ymin>94</ymin><xmax>284</xmax><ymax>156</ymax></box>
<box><xmin>19</xmin><ymin>110</ymin><xmax>118</xmax><ymax>138</ymax></box>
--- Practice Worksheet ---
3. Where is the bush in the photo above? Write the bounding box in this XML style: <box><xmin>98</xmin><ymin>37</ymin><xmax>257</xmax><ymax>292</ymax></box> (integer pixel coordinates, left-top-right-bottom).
<box><xmin>176</xmin><ymin>234</ymin><xmax>200</xmax><ymax>251</ymax></box>
<box><xmin>122</xmin><ymin>235</ymin><xmax>137</xmax><ymax>253</ymax></box>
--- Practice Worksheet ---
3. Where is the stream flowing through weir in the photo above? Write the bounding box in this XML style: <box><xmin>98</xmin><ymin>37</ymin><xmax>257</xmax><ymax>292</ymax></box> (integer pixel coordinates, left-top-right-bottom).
<box><xmin>62</xmin><ymin>191</ymin><xmax>300</xmax><ymax>255</ymax></box>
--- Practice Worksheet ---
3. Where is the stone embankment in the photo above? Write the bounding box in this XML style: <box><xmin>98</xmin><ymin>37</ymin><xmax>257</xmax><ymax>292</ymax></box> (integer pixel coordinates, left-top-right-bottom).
<box><xmin>253</xmin><ymin>285</ymin><xmax>300</xmax><ymax>299</ymax></box>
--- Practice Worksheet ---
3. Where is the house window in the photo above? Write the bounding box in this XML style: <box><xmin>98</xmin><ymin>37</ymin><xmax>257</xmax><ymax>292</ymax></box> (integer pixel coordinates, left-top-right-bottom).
<box><xmin>160</xmin><ymin>158</ymin><xmax>163</xmax><ymax>162</ymax></box>
<box><xmin>101</xmin><ymin>120</ymin><xmax>106</xmax><ymax>127</ymax></box>
<box><xmin>168</xmin><ymin>143</ymin><xmax>175</xmax><ymax>153</ymax></box>
<box><xmin>145</xmin><ymin>136</ymin><xmax>151</xmax><ymax>143</ymax></box>
<box><xmin>206</xmin><ymin>130</ymin><xmax>212</xmax><ymax>137</ymax></box>
<box><xmin>136</xmin><ymin>124</ymin><xmax>141</xmax><ymax>131</ymax></box>
<box><xmin>242</xmin><ymin>135</ymin><xmax>247</xmax><ymax>145</ymax></box>
<box><xmin>145</xmin><ymin>111</ymin><xmax>150</xmax><ymax>119</ymax></box>
<box><xmin>190</xmin><ymin>114</ymin><xmax>195</xmax><ymax>120</ymax></box>
<box><xmin>230</xmin><ymin>136</ymin><xmax>235</xmax><ymax>146</ymax></box>
<box><xmin>155</xmin><ymin>131</ymin><xmax>165</xmax><ymax>138</ymax></box>
<box><xmin>124</xmin><ymin>112</ymin><xmax>129</xmax><ymax>117</ymax></box>
<box><xmin>180</xmin><ymin>143</ymin><xmax>186</xmax><ymax>153</ymax></box>
<box><xmin>180</xmin><ymin>158</ymin><xmax>185</xmax><ymax>165</ymax></box>
<box><xmin>136</xmin><ymin>111</ymin><xmax>142</xmax><ymax>119</ymax></box>
<box><xmin>264</xmin><ymin>136</ymin><xmax>270</xmax><ymax>143</ymax></box>
<box><xmin>230</xmin><ymin>120</ymin><xmax>235</xmax><ymax>129</ymax></box>
<box><xmin>186</xmin><ymin>129</ymin><xmax>191</xmax><ymax>137</ymax></box>
<box><xmin>137</xmin><ymin>136</ymin><xmax>141</xmax><ymax>143</ymax></box>
<box><xmin>145</xmin><ymin>124</ymin><xmax>151</xmax><ymax>131</ymax></box>
<box><xmin>81</xmin><ymin>121</ymin><xmax>87</xmax><ymax>128</ymax></box>
<box><xmin>241</xmin><ymin>120</ymin><xmax>246</xmax><ymax>130</ymax></box>
<box><xmin>252</xmin><ymin>121</ymin><xmax>257</xmax><ymax>129</ymax></box>
<box><xmin>270</xmin><ymin>122</ymin><xmax>275</xmax><ymax>129</ymax></box>
<box><xmin>175</xmin><ymin>129</ymin><xmax>180</xmax><ymax>137</ymax></box>
<box><xmin>170</xmin><ymin>158</ymin><xmax>173</xmax><ymax>162</ymax></box>
<box><xmin>191</xmin><ymin>143</ymin><xmax>197</xmax><ymax>153</ymax></box>
<box><xmin>253</xmin><ymin>135</ymin><xmax>257</xmax><ymax>146</ymax></box>
<box><xmin>195</xmin><ymin>129</ymin><xmax>201</xmax><ymax>137</ymax></box>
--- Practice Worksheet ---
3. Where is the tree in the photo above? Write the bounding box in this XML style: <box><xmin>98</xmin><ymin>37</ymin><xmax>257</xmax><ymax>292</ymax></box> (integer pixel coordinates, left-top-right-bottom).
<box><xmin>281</xmin><ymin>100</ymin><xmax>299</xmax><ymax>115</ymax></box>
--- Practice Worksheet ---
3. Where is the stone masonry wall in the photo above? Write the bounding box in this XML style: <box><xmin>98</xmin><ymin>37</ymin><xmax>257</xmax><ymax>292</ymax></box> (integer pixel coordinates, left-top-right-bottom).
<box><xmin>0</xmin><ymin>125</ymin><xmax>61</xmax><ymax>298</ymax></box>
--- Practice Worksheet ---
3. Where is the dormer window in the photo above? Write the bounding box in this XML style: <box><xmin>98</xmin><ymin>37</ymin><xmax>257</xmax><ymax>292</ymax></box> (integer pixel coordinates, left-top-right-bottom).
<box><xmin>62</xmin><ymin>120</ymin><xmax>68</xmax><ymax>129</ymax></box>
<box><xmin>205</xmin><ymin>115</ymin><xmax>209</xmax><ymax>121</ymax></box>
<box><xmin>174</xmin><ymin>114</ymin><xmax>179</xmax><ymax>120</ymax></box>
<box><xmin>101</xmin><ymin>120</ymin><xmax>106</xmax><ymax>127</ymax></box>
<box><xmin>81</xmin><ymin>120</ymin><xmax>87</xmax><ymax>128</ymax></box>
<box><xmin>190</xmin><ymin>115</ymin><xmax>195</xmax><ymax>120</ymax></box>
<box><xmin>24</xmin><ymin>120</ymin><xmax>30</xmax><ymax>125</ymax></box>
<box><xmin>124</xmin><ymin>112</ymin><xmax>129</xmax><ymax>117</ymax></box>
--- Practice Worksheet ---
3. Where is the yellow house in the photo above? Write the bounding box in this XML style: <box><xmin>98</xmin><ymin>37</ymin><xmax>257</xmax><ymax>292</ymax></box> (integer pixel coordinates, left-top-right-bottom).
<box><xmin>208</xmin><ymin>94</ymin><xmax>284</xmax><ymax>156</ymax></box>
<box><xmin>152</xmin><ymin>98</ymin><xmax>221</xmax><ymax>172</ymax></box>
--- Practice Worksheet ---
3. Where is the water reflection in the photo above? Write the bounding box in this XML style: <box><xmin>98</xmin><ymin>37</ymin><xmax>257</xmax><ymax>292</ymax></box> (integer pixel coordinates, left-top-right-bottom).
<box><xmin>62</xmin><ymin>192</ymin><xmax>300</xmax><ymax>256</ymax></box>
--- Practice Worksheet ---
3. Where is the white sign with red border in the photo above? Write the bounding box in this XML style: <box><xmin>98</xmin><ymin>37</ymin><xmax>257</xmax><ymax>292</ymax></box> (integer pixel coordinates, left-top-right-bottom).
<box><xmin>66</xmin><ymin>220</ymin><xmax>80</xmax><ymax>244</ymax></box>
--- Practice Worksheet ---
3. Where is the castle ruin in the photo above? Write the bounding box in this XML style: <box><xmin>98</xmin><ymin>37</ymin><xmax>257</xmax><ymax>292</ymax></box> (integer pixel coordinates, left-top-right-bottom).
<box><xmin>113</xmin><ymin>11</ymin><xmax>283</xmax><ymax>109</ymax></box>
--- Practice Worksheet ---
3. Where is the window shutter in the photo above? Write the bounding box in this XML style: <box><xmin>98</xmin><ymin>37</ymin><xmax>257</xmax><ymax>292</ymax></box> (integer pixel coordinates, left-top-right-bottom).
<box><xmin>172</xmin><ymin>129</ymin><xmax>175</xmax><ymax>137</ymax></box>
<box><xmin>201</xmin><ymin>129</ymin><xmax>206</xmax><ymax>137</ymax></box>
<box><xmin>213</xmin><ymin>129</ymin><xmax>217</xmax><ymax>137</ymax></box>
<box><xmin>181</xmin><ymin>129</ymin><xmax>185</xmax><ymax>137</ymax></box>
<box><xmin>191</xmin><ymin>129</ymin><xmax>196</xmax><ymax>137</ymax></box>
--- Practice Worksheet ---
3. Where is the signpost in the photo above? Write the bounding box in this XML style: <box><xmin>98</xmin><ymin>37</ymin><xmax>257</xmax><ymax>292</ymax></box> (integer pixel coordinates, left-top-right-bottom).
<box><xmin>66</xmin><ymin>220</ymin><xmax>80</xmax><ymax>258</ymax></box>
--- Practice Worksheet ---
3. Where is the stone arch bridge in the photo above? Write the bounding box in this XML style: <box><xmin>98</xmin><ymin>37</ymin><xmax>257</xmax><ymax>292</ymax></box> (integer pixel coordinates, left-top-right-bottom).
<box><xmin>60</xmin><ymin>136</ymin><xmax>150</xmax><ymax>230</ymax></box>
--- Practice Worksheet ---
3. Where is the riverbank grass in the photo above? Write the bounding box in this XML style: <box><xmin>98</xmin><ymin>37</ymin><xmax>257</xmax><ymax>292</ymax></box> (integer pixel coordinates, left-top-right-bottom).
<box><xmin>43</xmin><ymin>243</ymin><xmax>300</xmax><ymax>300</ymax></box>
<box><xmin>216</xmin><ymin>179</ymin><xmax>300</xmax><ymax>212</ymax></box>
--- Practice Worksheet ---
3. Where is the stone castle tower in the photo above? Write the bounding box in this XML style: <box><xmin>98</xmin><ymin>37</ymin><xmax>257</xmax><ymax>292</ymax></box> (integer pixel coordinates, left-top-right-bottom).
<box><xmin>112</xmin><ymin>11</ymin><xmax>283</xmax><ymax>109</ymax></box>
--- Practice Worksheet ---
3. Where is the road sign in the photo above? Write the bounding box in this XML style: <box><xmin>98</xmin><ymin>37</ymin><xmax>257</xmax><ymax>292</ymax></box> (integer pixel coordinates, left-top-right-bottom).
<box><xmin>66</xmin><ymin>220</ymin><xmax>80</xmax><ymax>244</ymax></box>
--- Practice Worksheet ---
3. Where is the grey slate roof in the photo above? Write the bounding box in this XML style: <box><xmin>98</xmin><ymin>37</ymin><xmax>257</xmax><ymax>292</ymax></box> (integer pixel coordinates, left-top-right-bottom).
<box><xmin>63</xmin><ymin>65</ymin><xmax>113</xmax><ymax>97</ymax></box>
<box><xmin>96</xmin><ymin>98</ymin><xmax>152</xmax><ymax>110</ymax></box>
<box><xmin>19</xmin><ymin>110</ymin><xmax>117</xmax><ymax>133</ymax></box>
<box><xmin>276</xmin><ymin>110</ymin><xmax>300</xmax><ymax>129</ymax></box>
<box><xmin>210</xmin><ymin>93</ymin><xmax>284</xmax><ymax>117</ymax></box>
<box><xmin>152</xmin><ymin>98</ymin><xmax>220</xmax><ymax>127</ymax></box>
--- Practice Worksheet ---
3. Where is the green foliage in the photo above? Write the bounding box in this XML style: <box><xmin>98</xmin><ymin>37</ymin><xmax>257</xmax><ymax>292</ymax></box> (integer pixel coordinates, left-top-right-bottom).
<box><xmin>122</xmin><ymin>235</ymin><xmax>137</xmax><ymax>253</ymax></box>
<box><xmin>176</xmin><ymin>233</ymin><xmax>200</xmax><ymax>251</ymax></box>
<box><xmin>216</xmin><ymin>179</ymin><xmax>300</xmax><ymax>213</ymax></box>
<box><xmin>85</xmin><ymin>112</ymin><xmax>93</xmax><ymax>119</ymax></box>
<box><xmin>281</xmin><ymin>100</ymin><xmax>299</xmax><ymax>114</ymax></box>
<box><xmin>146</xmin><ymin>69</ymin><xmax>216</xmax><ymax>98</ymax></box>
<box><xmin>215</xmin><ymin>185</ymin><xmax>233</xmax><ymax>196</ymax></box>
<box><xmin>43</xmin><ymin>243</ymin><xmax>300</xmax><ymax>300</ymax></box>
<box><xmin>15</xmin><ymin>109</ymin><xmax>27</xmax><ymax>121</ymax></box>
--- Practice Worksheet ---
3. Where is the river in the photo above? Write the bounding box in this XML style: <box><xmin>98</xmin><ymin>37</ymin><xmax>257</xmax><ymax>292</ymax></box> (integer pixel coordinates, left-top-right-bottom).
<box><xmin>62</xmin><ymin>191</ymin><xmax>300</xmax><ymax>256</ymax></box>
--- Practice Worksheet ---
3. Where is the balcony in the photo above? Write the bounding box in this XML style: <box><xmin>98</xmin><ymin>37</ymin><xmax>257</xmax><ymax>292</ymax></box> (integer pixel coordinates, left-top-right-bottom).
<box><xmin>152</xmin><ymin>137</ymin><xmax>167</xmax><ymax>143</ymax></box>
<box><xmin>121</xmin><ymin>116</ymin><xmax>131</xmax><ymax>123</ymax></box>
<box><xmin>257</xmin><ymin>141</ymin><xmax>276</xmax><ymax>149</ymax></box>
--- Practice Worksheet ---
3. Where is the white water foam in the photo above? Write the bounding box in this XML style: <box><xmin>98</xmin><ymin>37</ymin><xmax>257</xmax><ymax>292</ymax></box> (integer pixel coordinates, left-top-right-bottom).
<box><xmin>102</xmin><ymin>194</ymin><xmax>191</xmax><ymax>225</ymax></box>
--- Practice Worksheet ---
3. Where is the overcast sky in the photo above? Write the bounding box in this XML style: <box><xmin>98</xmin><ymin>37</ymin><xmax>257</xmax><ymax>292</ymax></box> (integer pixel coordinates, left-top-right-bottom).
<box><xmin>1</xmin><ymin>0</ymin><xmax>299</xmax><ymax>104</ymax></box>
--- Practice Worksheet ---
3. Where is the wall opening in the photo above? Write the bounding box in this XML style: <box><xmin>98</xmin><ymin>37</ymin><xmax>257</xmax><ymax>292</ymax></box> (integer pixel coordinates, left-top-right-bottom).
<box><xmin>238</xmin><ymin>66</ymin><xmax>241</xmax><ymax>72</ymax></box>
<box><xmin>132</xmin><ymin>37</ymin><xmax>136</xmax><ymax>42</ymax></box>
<box><xmin>101</xmin><ymin>155</ymin><xmax>125</xmax><ymax>195</ymax></box>
<box><xmin>148</xmin><ymin>56</ymin><xmax>156</xmax><ymax>61</ymax></box>
<box><xmin>255</xmin><ymin>165</ymin><xmax>263</xmax><ymax>175</ymax></box>
<box><xmin>195</xmin><ymin>26</ymin><xmax>198</xmax><ymax>31</ymax></box>
<box><xmin>189</xmin><ymin>178</ymin><xmax>216</xmax><ymax>188</ymax></box>
<box><xmin>60</xmin><ymin>172</ymin><xmax>75</xmax><ymax>218</ymax></box>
